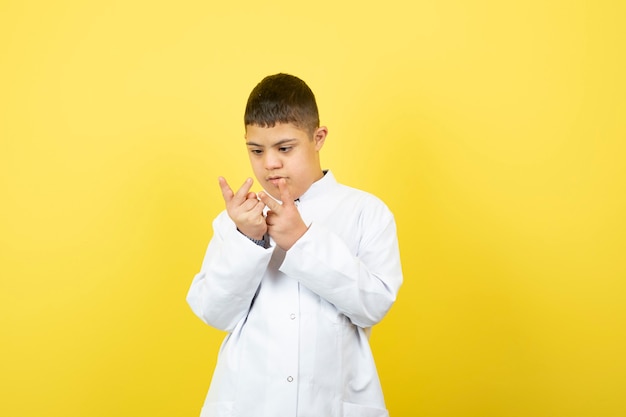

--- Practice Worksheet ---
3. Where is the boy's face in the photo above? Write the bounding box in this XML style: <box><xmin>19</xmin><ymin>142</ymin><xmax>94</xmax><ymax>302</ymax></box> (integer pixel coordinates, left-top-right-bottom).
<box><xmin>245</xmin><ymin>122</ymin><xmax>327</xmax><ymax>201</ymax></box>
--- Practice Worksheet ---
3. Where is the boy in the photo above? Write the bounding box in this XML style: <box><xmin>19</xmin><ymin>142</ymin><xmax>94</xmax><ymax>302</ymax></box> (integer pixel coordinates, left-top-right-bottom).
<box><xmin>187</xmin><ymin>73</ymin><xmax>403</xmax><ymax>417</ymax></box>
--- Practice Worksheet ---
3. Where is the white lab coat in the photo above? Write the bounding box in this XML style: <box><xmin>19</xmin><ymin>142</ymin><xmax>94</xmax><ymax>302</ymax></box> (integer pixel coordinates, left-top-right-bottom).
<box><xmin>187</xmin><ymin>171</ymin><xmax>403</xmax><ymax>417</ymax></box>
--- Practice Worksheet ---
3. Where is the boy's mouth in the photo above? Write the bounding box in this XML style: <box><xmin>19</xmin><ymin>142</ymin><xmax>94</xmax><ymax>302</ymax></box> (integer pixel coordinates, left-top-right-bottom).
<box><xmin>266</xmin><ymin>176</ymin><xmax>284</xmax><ymax>185</ymax></box>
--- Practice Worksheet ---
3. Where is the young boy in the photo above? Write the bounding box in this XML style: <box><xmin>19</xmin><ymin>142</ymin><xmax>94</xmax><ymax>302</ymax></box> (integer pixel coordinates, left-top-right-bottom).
<box><xmin>187</xmin><ymin>73</ymin><xmax>403</xmax><ymax>417</ymax></box>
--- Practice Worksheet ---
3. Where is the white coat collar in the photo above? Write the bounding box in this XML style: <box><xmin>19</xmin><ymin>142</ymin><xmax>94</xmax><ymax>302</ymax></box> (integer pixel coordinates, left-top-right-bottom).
<box><xmin>297</xmin><ymin>169</ymin><xmax>335</xmax><ymax>203</ymax></box>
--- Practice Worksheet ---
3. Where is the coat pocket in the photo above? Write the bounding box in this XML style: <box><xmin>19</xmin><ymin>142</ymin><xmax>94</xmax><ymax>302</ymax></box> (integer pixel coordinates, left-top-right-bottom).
<box><xmin>343</xmin><ymin>401</ymin><xmax>389</xmax><ymax>417</ymax></box>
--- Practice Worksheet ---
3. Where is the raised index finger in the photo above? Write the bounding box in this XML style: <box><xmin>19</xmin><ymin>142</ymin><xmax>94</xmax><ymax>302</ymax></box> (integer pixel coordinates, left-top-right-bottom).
<box><xmin>277</xmin><ymin>179</ymin><xmax>295</xmax><ymax>208</ymax></box>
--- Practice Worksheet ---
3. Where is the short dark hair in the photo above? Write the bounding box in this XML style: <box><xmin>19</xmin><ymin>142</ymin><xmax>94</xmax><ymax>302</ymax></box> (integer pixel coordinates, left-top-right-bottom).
<box><xmin>244</xmin><ymin>73</ymin><xmax>320</xmax><ymax>135</ymax></box>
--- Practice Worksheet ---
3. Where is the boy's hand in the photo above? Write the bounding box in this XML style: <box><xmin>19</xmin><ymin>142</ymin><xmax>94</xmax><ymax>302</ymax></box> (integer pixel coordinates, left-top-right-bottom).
<box><xmin>259</xmin><ymin>179</ymin><xmax>308</xmax><ymax>251</ymax></box>
<box><xmin>219</xmin><ymin>177</ymin><xmax>267</xmax><ymax>240</ymax></box>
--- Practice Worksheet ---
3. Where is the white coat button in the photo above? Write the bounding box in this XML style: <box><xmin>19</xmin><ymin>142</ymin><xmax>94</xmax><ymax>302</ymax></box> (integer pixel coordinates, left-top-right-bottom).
<box><xmin>287</xmin><ymin>376</ymin><xmax>294</xmax><ymax>382</ymax></box>
<box><xmin>290</xmin><ymin>313</ymin><xmax>296</xmax><ymax>320</ymax></box>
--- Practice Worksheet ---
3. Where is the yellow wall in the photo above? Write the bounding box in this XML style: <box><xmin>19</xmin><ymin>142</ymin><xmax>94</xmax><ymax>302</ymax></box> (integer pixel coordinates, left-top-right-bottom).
<box><xmin>1</xmin><ymin>1</ymin><xmax>624</xmax><ymax>416</ymax></box>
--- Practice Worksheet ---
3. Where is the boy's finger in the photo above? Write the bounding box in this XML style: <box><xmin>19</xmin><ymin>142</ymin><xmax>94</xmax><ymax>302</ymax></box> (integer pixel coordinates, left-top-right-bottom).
<box><xmin>258</xmin><ymin>191</ymin><xmax>280</xmax><ymax>211</ymax></box>
<box><xmin>277</xmin><ymin>179</ymin><xmax>295</xmax><ymax>207</ymax></box>
<box><xmin>232</xmin><ymin>178</ymin><xmax>254</xmax><ymax>203</ymax></box>
<box><xmin>218</xmin><ymin>176</ymin><xmax>234</xmax><ymax>202</ymax></box>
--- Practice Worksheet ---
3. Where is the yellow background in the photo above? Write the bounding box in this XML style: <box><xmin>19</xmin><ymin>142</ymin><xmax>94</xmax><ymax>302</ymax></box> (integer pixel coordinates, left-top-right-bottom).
<box><xmin>1</xmin><ymin>1</ymin><xmax>624</xmax><ymax>416</ymax></box>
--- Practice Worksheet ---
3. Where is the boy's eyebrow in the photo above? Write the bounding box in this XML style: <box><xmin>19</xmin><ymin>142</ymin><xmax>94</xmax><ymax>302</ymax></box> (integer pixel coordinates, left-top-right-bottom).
<box><xmin>246</xmin><ymin>138</ymin><xmax>298</xmax><ymax>147</ymax></box>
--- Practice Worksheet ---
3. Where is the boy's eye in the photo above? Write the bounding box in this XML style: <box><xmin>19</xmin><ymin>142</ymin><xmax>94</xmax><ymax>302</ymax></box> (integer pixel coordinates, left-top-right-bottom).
<box><xmin>250</xmin><ymin>149</ymin><xmax>263</xmax><ymax>155</ymax></box>
<box><xmin>278</xmin><ymin>147</ymin><xmax>292</xmax><ymax>152</ymax></box>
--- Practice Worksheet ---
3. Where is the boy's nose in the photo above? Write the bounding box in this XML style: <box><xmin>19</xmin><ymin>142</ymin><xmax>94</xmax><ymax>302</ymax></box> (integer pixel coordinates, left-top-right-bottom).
<box><xmin>264</xmin><ymin>153</ymin><xmax>282</xmax><ymax>170</ymax></box>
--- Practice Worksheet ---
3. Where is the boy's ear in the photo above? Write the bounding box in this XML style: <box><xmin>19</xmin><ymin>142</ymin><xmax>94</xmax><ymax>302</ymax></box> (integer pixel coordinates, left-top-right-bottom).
<box><xmin>313</xmin><ymin>126</ymin><xmax>328</xmax><ymax>151</ymax></box>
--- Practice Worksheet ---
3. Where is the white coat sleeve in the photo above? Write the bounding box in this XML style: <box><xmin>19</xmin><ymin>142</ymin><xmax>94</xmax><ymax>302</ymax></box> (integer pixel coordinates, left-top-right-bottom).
<box><xmin>186</xmin><ymin>211</ymin><xmax>273</xmax><ymax>332</ymax></box>
<box><xmin>279</xmin><ymin>203</ymin><xmax>403</xmax><ymax>328</ymax></box>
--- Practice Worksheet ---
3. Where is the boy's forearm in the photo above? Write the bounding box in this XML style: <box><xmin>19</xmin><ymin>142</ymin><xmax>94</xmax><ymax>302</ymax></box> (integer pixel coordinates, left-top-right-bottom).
<box><xmin>280</xmin><ymin>221</ymin><xmax>403</xmax><ymax>328</ymax></box>
<box><xmin>186</xmin><ymin>214</ymin><xmax>272</xmax><ymax>331</ymax></box>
